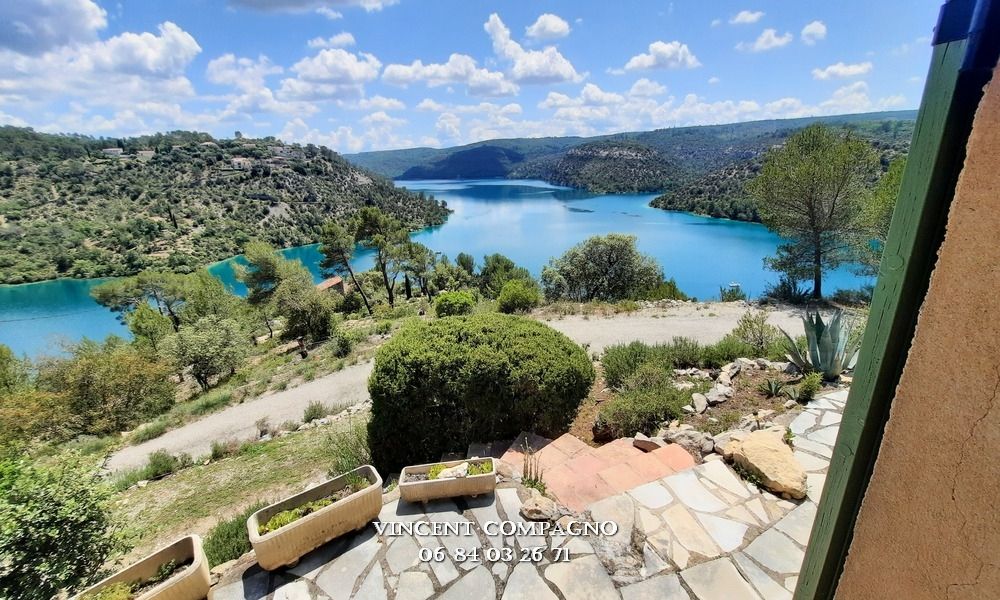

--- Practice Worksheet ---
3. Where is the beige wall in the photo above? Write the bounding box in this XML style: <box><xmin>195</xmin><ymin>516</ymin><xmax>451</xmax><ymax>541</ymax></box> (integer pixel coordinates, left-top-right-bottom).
<box><xmin>836</xmin><ymin>65</ymin><xmax>1000</xmax><ymax>598</ymax></box>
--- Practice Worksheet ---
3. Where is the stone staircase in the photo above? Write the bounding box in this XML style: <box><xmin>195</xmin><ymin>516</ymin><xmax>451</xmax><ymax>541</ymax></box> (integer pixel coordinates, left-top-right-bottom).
<box><xmin>462</xmin><ymin>431</ymin><xmax>698</xmax><ymax>512</ymax></box>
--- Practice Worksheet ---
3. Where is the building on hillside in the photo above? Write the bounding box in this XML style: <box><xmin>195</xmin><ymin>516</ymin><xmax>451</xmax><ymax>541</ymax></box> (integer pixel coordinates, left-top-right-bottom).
<box><xmin>101</xmin><ymin>148</ymin><xmax>123</xmax><ymax>156</ymax></box>
<box><xmin>231</xmin><ymin>157</ymin><xmax>253</xmax><ymax>170</ymax></box>
<box><xmin>268</xmin><ymin>145</ymin><xmax>304</xmax><ymax>160</ymax></box>
<box><xmin>136</xmin><ymin>150</ymin><xmax>155</xmax><ymax>161</ymax></box>
<box><xmin>316</xmin><ymin>276</ymin><xmax>347</xmax><ymax>294</ymax></box>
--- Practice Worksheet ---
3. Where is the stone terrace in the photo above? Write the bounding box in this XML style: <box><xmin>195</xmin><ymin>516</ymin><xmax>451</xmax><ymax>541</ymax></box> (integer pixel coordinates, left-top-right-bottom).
<box><xmin>212</xmin><ymin>388</ymin><xmax>847</xmax><ymax>599</ymax></box>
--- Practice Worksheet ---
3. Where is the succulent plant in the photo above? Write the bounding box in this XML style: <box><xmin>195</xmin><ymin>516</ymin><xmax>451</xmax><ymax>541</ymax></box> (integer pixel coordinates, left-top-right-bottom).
<box><xmin>780</xmin><ymin>309</ymin><xmax>860</xmax><ymax>381</ymax></box>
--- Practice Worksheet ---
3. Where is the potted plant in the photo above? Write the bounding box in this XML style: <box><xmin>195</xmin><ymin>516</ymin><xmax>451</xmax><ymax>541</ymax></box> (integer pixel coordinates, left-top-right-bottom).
<box><xmin>75</xmin><ymin>535</ymin><xmax>210</xmax><ymax>600</ymax></box>
<box><xmin>247</xmin><ymin>465</ymin><xmax>382</xmax><ymax>570</ymax></box>
<box><xmin>399</xmin><ymin>458</ymin><xmax>495</xmax><ymax>503</ymax></box>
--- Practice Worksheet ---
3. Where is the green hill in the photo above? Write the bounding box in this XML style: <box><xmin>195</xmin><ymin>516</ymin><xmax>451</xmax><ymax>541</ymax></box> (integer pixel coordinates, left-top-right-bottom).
<box><xmin>508</xmin><ymin>141</ymin><xmax>682</xmax><ymax>193</ymax></box>
<box><xmin>0</xmin><ymin>127</ymin><xmax>449</xmax><ymax>284</ymax></box>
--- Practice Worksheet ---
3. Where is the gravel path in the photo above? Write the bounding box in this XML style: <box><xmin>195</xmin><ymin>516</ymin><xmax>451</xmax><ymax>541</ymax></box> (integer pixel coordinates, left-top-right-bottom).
<box><xmin>106</xmin><ymin>361</ymin><xmax>374</xmax><ymax>473</ymax></box>
<box><xmin>106</xmin><ymin>303</ymin><xmax>804</xmax><ymax>472</ymax></box>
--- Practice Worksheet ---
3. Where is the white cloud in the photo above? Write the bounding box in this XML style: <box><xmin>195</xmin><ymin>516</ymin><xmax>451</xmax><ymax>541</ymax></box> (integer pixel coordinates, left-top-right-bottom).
<box><xmin>628</xmin><ymin>78</ymin><xmax>666</xmax><ymax>97</ymax></box>
<box><xmin>730</xmin><ymin>10</ymin><xmax>764</xmax><ymax>25</ymax></box>
<box><xmin>801</xmin><ymin>21</ymin><xmax>827</xmax><ymax>45</ymax></box>
<box><xmin>710</xmin><ymin>19</ymin><xmax>722</xmax><ymax>27</ymax></box>
<box><xmin>525</xmin><ymin>13</ymin><xmax>571</xmax><ymax>41</ymax></box>
<box><xmin>708</xmin><ymin>76</ymin><xmax>721</xmax><ymax>84</ymax></box>
<box><xmin>278</xmin><ymin>48</ymin><xmax>381</xmax><ymax>100</ymax></box>
<box><xmin>357</xmin><ymin>95</ymin><xmax>405</xmax><ymax>110</ymax></box>
<box><xmin>229</xmin><ymin>0</ymin><xmax>397</xmax><ymax>14</ymax></box>
<box><xmin>316</xmin><ymin>7</ymin><xmax>343</xmax><ymax>19</ymax></box>
<box><xmin>207</xmin><ymin>54</ymin><xmax>282</xmax><ymax>90</ymax></box>
<box><xmin>623</xmin><ymin>40</ymin><xmax>701</xmax><ymax>71</ymax></box>
<box><xmin>382</xmin><ymin>53</ymin><xmax>518</xmax><ymax>97</ymax></box>
<box><xmin>812</xmin><ymin>61</ymin><xmax>873</xmax><ymax>80</ymax></box>
<box><xmin>0</xmin><ymin>0</ymin><xmax>107</xmax><ymax>54</ymax></box>
<box><xmin>308</xmin><ymin>32</ymin><xmax>356</xmax><ymax>48</ymax></box>
<box><xmin>279</xmin><ymin>116</ymin><xmax>364</xmax><ymax>152</ymax></box>
<box><xmin>879</xmin><ymin>94</ymin><xmax>906</xmax><ymax>108</ymax></box>
<box><xmin>416</xmin><ymin>99</ymin><xmax>521</xmax><ymax>116</ymax></box>
<box><xmin>736</xmin><ymin>28</ymin><xmax>792</xmax><ymax>52</ymax></box>
<box><xmin>0</xmin><ymin>110</ymin><xmax>28</xmax><ymax>127</ymax></box>
<box><xmin>484</xmin><ymin>13</ymin><xmax>582</xmax><ymax>84</ymax></box>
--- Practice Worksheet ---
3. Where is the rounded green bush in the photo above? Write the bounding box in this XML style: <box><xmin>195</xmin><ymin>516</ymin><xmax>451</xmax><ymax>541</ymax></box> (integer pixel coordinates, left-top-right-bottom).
<box><xmin>497</xmin><ymin>279</ymin><xmax>540</xmax><ymax>314</ymax></box>
<box><xmin>367</xmin><ymin>313</ymin><xmax>595</xmax><ymax>473</ymax></box>
<box><xmin>433</xmin><ymin>290</ymin><xmax>475</xmax><ymax>317</ymax></box>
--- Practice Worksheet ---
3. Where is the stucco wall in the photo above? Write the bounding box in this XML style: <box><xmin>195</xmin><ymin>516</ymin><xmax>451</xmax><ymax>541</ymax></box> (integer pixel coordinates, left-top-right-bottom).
<box><xmin>836</xmin><ymin>65</ymin><xmax>1000</xmax><ymax>598</ymax></box>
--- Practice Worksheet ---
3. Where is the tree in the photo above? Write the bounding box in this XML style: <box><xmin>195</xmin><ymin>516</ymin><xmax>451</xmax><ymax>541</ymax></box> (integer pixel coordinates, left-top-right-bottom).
<box><xmin>36</xmin><ymin>338</ymin><xmax>175</xmax><ymax>435</ymax></box>
<box><xmin>319</xmin><ymin>221</ymin><xmax>373</xmax><ymax>315</ymax></box>
<box><xmin>747</xmin><ymin>124</ymin><xmax>878</xmax><ymax>298</ymax></box>
<box><xmin>273</xmin><ymin>277</ymin><xmax>336</xmax><ymax>348</ymax></box>
<box><xmin>541</xmin><ymin>234</ymin><xmax>662</xmax><ymax>301</ymax></box>
<box><xmin>160</xmin><ymin>316</ymin><xmax>249</xmax><ymax>391</ymax></box>
<box><xmin>124</xmin><ymin>303</ymin><xmax>173</xmax><ymax>352</ymax></box>
<box><xmin>456</xmin><ymin>252</ymin><xmax>475</xmax><ymax>276</ymax></box>
<box><xmin>179</xmin><ymin>270</ymin><xmax>243</xmax><ymax>324</ymax></box>
<box><xmin>497</xmin><ymin>279</ymin><xmax>541</xmax><ymax>314</ymax></box>
<box><xmin>479</xmin><ymin>253</ymin><xmax>531</xmax><ymax>298</ymax></box>
<box><xmin>854</xmin><ymin>157</ymin><xmax>906</xmax><ymax>274</ymax></box>
<box><xmin>401</xmin><ymin>242</ymin><xmax>436</xmax><ymax>299</ymax></box>
<box><xmin>352</xmin><ymin>207</ymin><xmax>409</xmax><ymax>307</ymax></box>
<box><xmin>0</xmin><ymin>454</ymin><xmax>121</xmax><ymax>600</ymax></box>
<box><xmin>0</xmin><ymin>345</ymin><xmax>29</xmax><ymax>396</ymax></box>
<box><xmin>429</xmin><ymin>255</ymin><xmax>473</xmax><ymax>295</ymax></box>
<box><xmin>237</xmin><ymin>241</ymin><xmax>288</xmax><ymax>307</ymax></box>
<box><xmin>91</xmin><ymin>270</ymin><xmax>189</xmax><ymax>331</ymax></box>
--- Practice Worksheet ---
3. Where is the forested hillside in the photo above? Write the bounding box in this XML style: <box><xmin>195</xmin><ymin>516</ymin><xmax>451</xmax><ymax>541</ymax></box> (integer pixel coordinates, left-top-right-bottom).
<box><xmin>0</xmin><ymin>128</ymin><xmax>449</xmax><ymax>284</ymax></box>
<box><xmin>508</xmin><ymin>141</ymin><xmax>681</xmax><ymax>193</ymax></box>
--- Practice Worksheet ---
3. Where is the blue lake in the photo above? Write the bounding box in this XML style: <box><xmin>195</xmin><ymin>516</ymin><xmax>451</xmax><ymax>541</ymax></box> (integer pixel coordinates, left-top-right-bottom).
<box><xmin>0</xmin><ymin>179</ymin><xmax>872</xmax><ymax>357</ymax></box>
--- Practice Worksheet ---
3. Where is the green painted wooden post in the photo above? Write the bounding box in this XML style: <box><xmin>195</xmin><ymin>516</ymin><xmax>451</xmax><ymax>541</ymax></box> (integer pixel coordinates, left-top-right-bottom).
<box><xmin>794</xmin><ymin>20</ymin><xmax>997</xmax><ymax>600</ymax></box>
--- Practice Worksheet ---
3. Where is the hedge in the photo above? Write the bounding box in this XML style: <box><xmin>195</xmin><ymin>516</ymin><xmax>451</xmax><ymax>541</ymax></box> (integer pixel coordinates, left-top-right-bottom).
<box><xmin>367</xmin><ymin>313</ymin><xmax>594</xmax><ymax>473</ymax></box>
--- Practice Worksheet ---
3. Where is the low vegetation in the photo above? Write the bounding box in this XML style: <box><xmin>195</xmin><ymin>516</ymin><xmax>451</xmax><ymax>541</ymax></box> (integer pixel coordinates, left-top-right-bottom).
<box><xmin>257</xmin><ymin>472</ymin><xmax>369</xmax><ymax>535</ymax></box>
<box><xmin>367</xmin><ymin>313</ymin><xmax>594</xmax><ymax>473</ymax></box>
<box><xmin>780</xmin><ymin>309</ymin><xmax>860</xmax><ymax>380</ymax></box>
<box><xmin>202</xmin><ymin>502</ymin><xmax>267</xmax><ymax>567</ymax></box>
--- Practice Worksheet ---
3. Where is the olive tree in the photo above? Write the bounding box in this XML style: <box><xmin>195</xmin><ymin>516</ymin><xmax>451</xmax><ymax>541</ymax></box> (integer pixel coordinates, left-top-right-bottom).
<box><xmin>160</xmin><ymin>316</ymin><xmax>249</xmax><ymax>391</ymax></box>
<box><xmin>541</xmin><ymin>234</ymin><xmax>662</xmax><ymax>301</ymax></box>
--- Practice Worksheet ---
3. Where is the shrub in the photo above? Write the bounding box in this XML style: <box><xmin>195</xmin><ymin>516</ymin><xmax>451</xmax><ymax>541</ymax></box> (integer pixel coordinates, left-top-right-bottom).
<box><xmin>328</xmin><ymin>419</ymin><xmax>371</xmax><ymax>477</ymax></box>
<box><xmin>830</xmin><ymin>286</ymin><xmax>873</xmax><ymax>307</ymax></box>
<box><xmin>602</xmin><ymin>341</ymin><xmax>665</xmax><ymax>389</ymax></box>
<box><xmin>434</xmin><ymin>290</ymin><xmax>475</xmax><ymax>317</ymax></box>
<box><xmin>203</xmin><ymin>502</ymin><xmax>267</xmax><ymax>567</ymax></box>
<box><xmin>596</xmin><ymin>388</ymin><xmax>687</xmax><ymax>438</ymax></box>
<box><xmin>130</xmin><ymin>419</ymin><xmax>168</xmax><ymax>444</ymax></box>
<box><xmin>732</xmin><ymin>309</ymin><xmax>781</xmax><ymax>357</ymax></box>
<box><xmin>719</xmin><ymin>286</ymin><xmax>747</xmax><ymax>302</ymax></box>
<box><xmin>799</xmin><ymin>372</ymin><xmax>824</xmax><ymax>401</ymax></box>
<box><xmin>145</xmin><ymin>449</ymin><xmax>182</xmax><ymax>479</ymax></box>
<box><xmin>497</xmin><ymin>279</ymin><xmax>540</xmax><ymax>314</ymax></box>
<box><xmin>303</xmin><ymin>401</ymin><xmax>329</xmax><ymax>423</ymax></box>
<box><xmin>621</xmin><ymin>362</ymin><xmax>674</xmax><ymax>392</ymax></box>
<box><xmin>700</xmin><ymin>335</ymin><xmax>755</xmax><ymax>368</ymax></box>
<box><xmin>665</xmin><ymin>336</ymin><xmax>702</xmax><ymax>368</ymax></box>
<box><xmin>541</xmin><ymin>234</ymin><xmax>662</xmax><ymax>302</ymax></box>
<box><xmin>780</xmin><ymin>309</ymin><xmax>860</xmax><ymax>380</ymax></box>
<box><xmin>763</xmin><ymin>277</ymin><xmax>812</xmax><ymax>305</ymax></box>
<box><xmin>0</xmin><ymin>454</ymin><xmax>120</xmax><ymax>600</ymax></box>
<box><xmin>635</xmin><ymin>278</ymin><xmax>689</xmax><ymax>301</ymax></box>
<box><xmin>210</xmin><ymin>439</ymin><xmax>240</xmax><ymax>460</ymax></box>
<box><xmin>368</xmin><ymin>314</ymin><xmax>594</xmax><ymax>473</ymax></box>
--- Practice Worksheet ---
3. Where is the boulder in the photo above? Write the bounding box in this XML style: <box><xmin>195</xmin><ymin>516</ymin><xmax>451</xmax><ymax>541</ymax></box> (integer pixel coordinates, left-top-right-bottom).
<box><xmin>664</xmin><ymin>428</ymin><xmax>711</xmax><ymax>456</ymax></box>
<box><xmin>755</xmin><ymin>358</ymin><xmax>772</xmax><ymax>369</ymax></box>
<box><xmin>728</xmin><ymin>428</ymin><xmax>807</xmax><ymax>499</ymax></box>
<box><xmin>682</xmin><ymin>404</ymin><xmax>695</xmax><ymax>414</ymax></box>
<box><xmin>438</xmin><ymin>462</ymin><xmax>470</xmax><ymax>479</ymax></box>
<box><xmin>705</xmin><ymin>385</ymin><xmax>732</xmax><ymax>405</ymax></box>
<box><xmin>784</xmin><ymin>399</ymin><xmax>798</xmax><ymax>409</ymax></box>
<box><xmin>633</xmin><ymin>432</ymin><xmax>666</xmax><ymax>452</ymax></box>
<box><xmin>713</xmin><ymin>430</ymin><xmax>749</xmax><ymax>456</ymax></box>
<box><xmin>674</xmin><ymin>381</ymin><xmax>695</xmax><ymax>391</ymax></box>
<box><xmin>783</xmin><ymin>362</ymin><xmax>800</xmax><ymax>375</ymax></box>
<box><xmin>520</xmin><ymin>495</ymin><xmax>560</xmax><ymax>521</ymax></box>
<box><xmin>692</xmin><ymin>393</ymin><xmax>709</xmax><ymax>414</ymax></box>
<box><xmin>736</xmin><ymin>357</ymin><xmax>757</xmax><ymax>370</ymax></box>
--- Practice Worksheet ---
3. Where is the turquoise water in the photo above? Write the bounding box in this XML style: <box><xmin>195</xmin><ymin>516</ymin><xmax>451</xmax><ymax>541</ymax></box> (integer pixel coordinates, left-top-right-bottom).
<box><xmin>0</xmin><ymin>179</ymin><xmax>871</xmax><ymax>357</ymax></box>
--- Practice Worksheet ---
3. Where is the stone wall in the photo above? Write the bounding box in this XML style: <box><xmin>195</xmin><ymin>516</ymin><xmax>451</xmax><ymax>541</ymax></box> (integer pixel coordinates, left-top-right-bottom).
<box><xmin>836</xmin><ymin>63</ymin><xmax>1000</xmax><ymax>598</ymax></box>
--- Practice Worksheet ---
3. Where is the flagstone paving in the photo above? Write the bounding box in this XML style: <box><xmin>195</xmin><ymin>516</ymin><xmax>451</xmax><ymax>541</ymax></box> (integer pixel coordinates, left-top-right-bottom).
<box><xmin>211</xmin><ymin>388</ymin><xmax>847</xmax><ymax>599</ymax></box>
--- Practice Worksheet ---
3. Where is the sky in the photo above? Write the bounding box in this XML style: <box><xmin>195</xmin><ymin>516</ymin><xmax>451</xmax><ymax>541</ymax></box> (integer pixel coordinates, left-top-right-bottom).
<box><xmin>0</xmin><ymin>0</ymin><xmax>941</xmax><ymax>153</ymax></box>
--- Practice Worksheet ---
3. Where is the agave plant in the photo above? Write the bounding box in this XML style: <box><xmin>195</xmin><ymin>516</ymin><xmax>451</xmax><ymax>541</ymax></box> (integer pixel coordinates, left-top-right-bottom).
<box><xmin>779</xmin><ymin>309</ymin><xmax>861</xmax><ymax>381</ymax></box>
<box><xmin>757</xmin><ymin>378</ymin><xmax>785</xmax><ymax>398</ymax></box>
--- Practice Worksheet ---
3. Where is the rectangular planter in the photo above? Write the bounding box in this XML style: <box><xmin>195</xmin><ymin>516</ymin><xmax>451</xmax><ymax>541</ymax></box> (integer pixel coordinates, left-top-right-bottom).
<box><xmin>75</xmin><ymin>535</ymin><xmax>210</xmax><ymax>600</ymax></box>
<box><xmin>399</xmin><ymin>458</ymin><xmax>496</xmax><ymax>503</ymax></box>
<box><xmin>247</xmin><ymin>465</ymin><xmax>382</xmax><ymax>571</ymax></box>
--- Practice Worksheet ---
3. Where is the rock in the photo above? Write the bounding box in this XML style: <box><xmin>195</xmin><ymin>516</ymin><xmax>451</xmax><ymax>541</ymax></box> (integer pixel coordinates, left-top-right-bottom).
<box><xmin>713</xmin><ymin>430</ymin><xmax>749</xmax><ymax>456</ymax></box>
<box><xmin>692</xmin><ymin>393</ymin><xmax>708</xmax><ymax>414</ymax></box>
<box><xmin>664</xmin><ymin>429</ymin><xmax>711</xmax><ymax>456</ymax></box>
<box><xmin>633</xmin><ymin>433</ymin><xmax>666</xmax><ymax>452</ymax></box>
<box><xmin>703</xmin><ymin>454</ymin><xmax>724</xmax><ymax>462</ymax></box>
<box><xmin>136</xmin><ymin>480</ymin><xmax>149</xmax><ymax>488</ymax></box>
<box><xmin>755</xmin><ymin>358</ymin><xmax>772</xmax><ymax>369</ymax></box>
<box><xmin>728</xmin><ymin>428</ymin><xmax>807</xmax><ymax>499</ymax></box>
<box><xmin>756</xmin><ymin>409</ymin><xmax>775</xmax><ymax>420</ymax></box>
<box><xmin>783</xmin><ymin>362</ymin><xmax>800</xmax><ymax>375</ymax></box>
<box><xmin>494</xmin><ymin>460</ymin><xmax>514</xmax><ymax>481</ymax></box>
<box><xmin>673</xmin><ymin>381</ymin><xmax>695</xmax><ymax>391</ymax></box>
<box><xmin>784</xmin><ymin>399</ymin><xmax>798</xmax><ymax>409</ymax></box>
<box><xmin>700</xmin><ymin>437</ymin><xmax>715</xmax><ymax>454</ymax></box>
<box><xmin>717</xmin><ymin>371</ymin><xmax>732</xmax><ymax>386</ymax></box>
<box><xmin>520</xmin><ymin>495</ymin><xmax>559</xmax><ymax>521</ymax></box>
<box><xmin>317</xmin><ymin>418</ymin><xmax>329</xmax><ymax>425</ymax></box>
<box><xmin>736</xmin><ymin>358</ymin><xmax>757</xmax><ymax>370</ymax></box>
<box><xmin>682</xmin><ymin>404</ymin><xmax>695</xmax><ymax>414</ymax></box>
<box><xmin>258</xmin><ymin>434</ymin><xmax>272</xmax><ymax>442</ymax></box>
<box><xmin>437</xmin><ymin>462</ymin><xmax>469</xmax><ymax>479</ymax></box>
<box><xmin>705</xmin><ymin>386</ymin><xmax>731</xmax><ymax>405</ymax></box>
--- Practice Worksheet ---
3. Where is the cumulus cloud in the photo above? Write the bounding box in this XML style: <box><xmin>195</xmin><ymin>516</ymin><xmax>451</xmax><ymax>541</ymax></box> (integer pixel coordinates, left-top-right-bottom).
<box><xmin>708</xmin><ymin>76</ymin><xmax>721</xmax><ymax>84</ymax></box>
<box><xmin>729</xmin><ymin>10</ymin><xmax>764</xmax><ymax>25</ymax></box>
<box><xmin>229</xmin><ymin>0</ymin><xmax>397</xmax><ymax>14</ymax></box>
<box><xmin>623</xmin><ymin>40</ymin><xmax>701</xmax><ymax>71</ymax></box>
<box><xmin>357</xmin><ymin>95</ymin><xmax>405</xmax><ymax>110</ymax></box>
<box><xmin>812</xmin><ymin>61</ymin><xmax>872</xmax><ymax>80</ymax></box>
<box><xmin>382</xmin><ymin>53</ymin><xmax>518</xmax><ymax>97</ymax></box>
<box><xmin>308</xmin><ymin>32</ymin><xmax>355</xmax><ymax>48</ymax></box>
<box><xmin>801</xmin><ymin>21</ymin><xmax>827</xmax><ymax>45</ymax></box>
<box><xmin>279</xmin><ymin>116</ymin><xmax>364</xmax><ymax>152</ymax></box>
<box><xmin>316</xmin><ymin>7</ymin><xmax>343</xmax><ymax>19</ymax></box>
<box><xmin>484</xmin><ymin>13</ymin><xmax>582</xmax><ymax>84</ymax></box>
<box><xmin>0</xmin><ymin>0</ymin><xmax>107</xmax><ymax>55</ymax></box>
<box><xmin>710</xmin><ymin>19</ymin><xmax>722</xmax><ymax>27</ymax></box>
<box><xmin>278</xmin><ymin>48</ymin><xmax>381</xmax><ymax>100</ymax></box>
<box><xmin>628</xmin><ymin>78</ymin><xmax>666</xmax><ymax>97</ymax></box>
<box><xmin>525</xmin><ymin>13</ymin><xmax>571</xmax><ymax>41</ymax></box>
<box><xmin>207</xmin><ymin>54</ymin><xmax>282</xmax><ymax>90</ymax></box>
<box><xmin>736</xmin><ymin>28</ymin><xmax>792</xmax><ymax>52</ymax></box>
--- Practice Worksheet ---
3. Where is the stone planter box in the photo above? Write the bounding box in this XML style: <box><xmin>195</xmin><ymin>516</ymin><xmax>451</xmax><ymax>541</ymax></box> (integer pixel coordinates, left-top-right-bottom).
<box><xmin>399</xmin><ymin>458</ymin><xmax>496</xmax><ymax>503</ymax></box>
<box><xmin>76</xmin><ymin>535</ymin><xmax>209</xmax><ymax>600</ymax></box>
<box><xmin>247</xmin><ymin>465</ymin><xmax>382</xmax><ymax>570</ymax></box>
